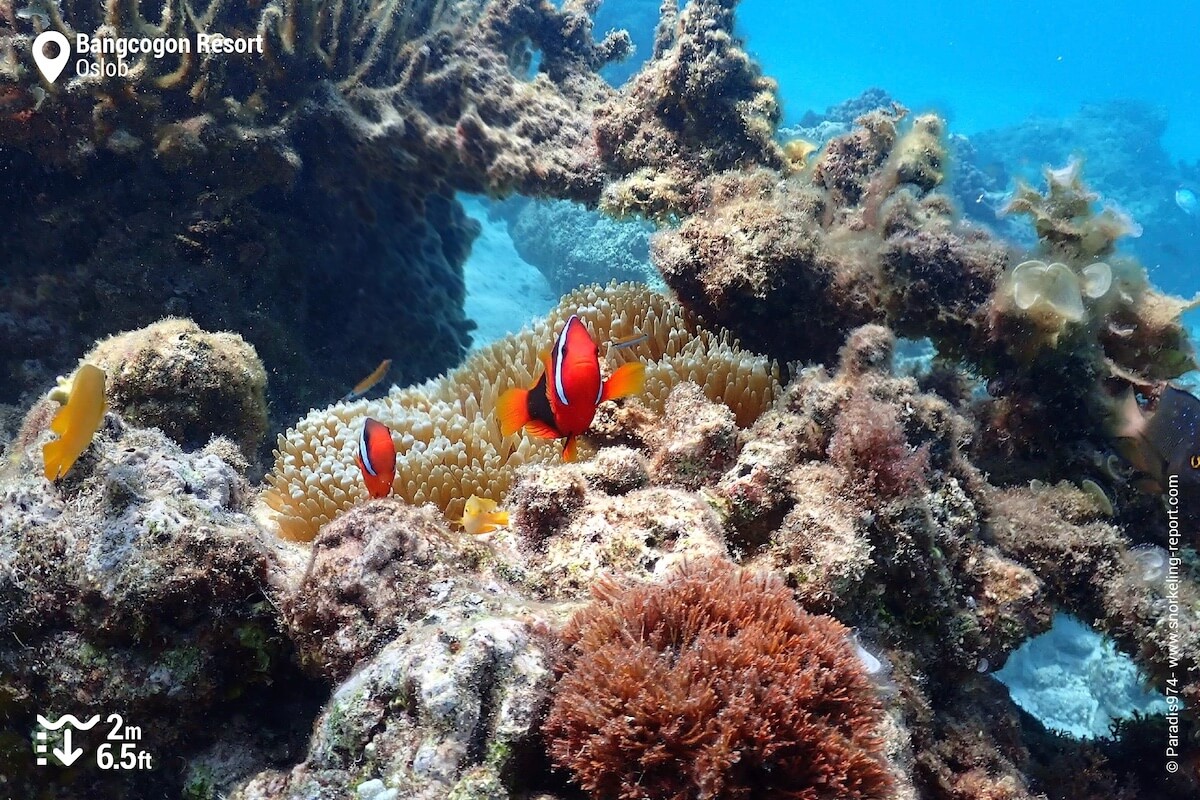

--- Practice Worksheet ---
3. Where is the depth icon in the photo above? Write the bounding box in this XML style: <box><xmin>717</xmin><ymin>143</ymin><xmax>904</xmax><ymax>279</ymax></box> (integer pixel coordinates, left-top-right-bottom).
<box><xmin>32</xmin><ymin>30</ymin><xmax>70</xmax><ymax>83</ymax></box>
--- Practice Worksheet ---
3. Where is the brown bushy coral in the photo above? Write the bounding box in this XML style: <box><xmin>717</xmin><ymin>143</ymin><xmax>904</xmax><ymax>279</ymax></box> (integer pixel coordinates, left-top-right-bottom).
<box><xmin>543</xmin><ymin>558</ymin><xmax>893</xmax><ymax>800</ymax></box>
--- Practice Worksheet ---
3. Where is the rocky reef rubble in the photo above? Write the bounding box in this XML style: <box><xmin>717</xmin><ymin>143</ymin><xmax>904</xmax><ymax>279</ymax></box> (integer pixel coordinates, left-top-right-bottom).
<box><xmin>0</xmin><ymin>413</ymin><xmax>320</xmax><ymax>799</ymax></box>
<box><xmin>1</xmin><ymin>306</ymin><xmax>1198</xmax><ymax>799</ymax></box>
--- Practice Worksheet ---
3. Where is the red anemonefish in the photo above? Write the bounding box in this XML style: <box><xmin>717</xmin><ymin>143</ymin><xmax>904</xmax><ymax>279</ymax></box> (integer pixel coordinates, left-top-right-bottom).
<box><xmin>356</xmin><ymin>417</ymin><xmax>397</xmax><ymax>498</ymax></box>
<box><xmin>496</xmin><ymin>315</ymin><xmax>645</xmax><ymax>462</ymax></box>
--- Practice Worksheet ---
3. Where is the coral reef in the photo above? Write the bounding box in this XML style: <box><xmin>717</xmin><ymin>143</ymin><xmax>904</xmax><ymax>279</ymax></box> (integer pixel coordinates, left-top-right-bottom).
<box><xmin>594</xmin><ymin>0</ymin><xmax>786</xmax><ymax>218</ymax></box>
<box><xmin>232</xmin><ymin>615</ymin><xmax>556</xmax><ymax>800</ymax></box>
<box><xmin>511</xmin><ymin>468</ymin><xmax>731</xmax><ymax>598</ymax></box>
<box><xmin>67</xmin><ymin>318</ymin><xmax>268</xmax><ymax>460</ymax></box>
<box><xmin>0</xmin><ymin>413</ymin><xmax>316</xmax><ymax>798</ymax></box>
<box><xmin>2</xmin><ymin>313</ymin><xmax>1196</xmax><ymax>798</ymax></box>
<box><xmin>1</xmin><ymin>0</ymin><xmax>629</xmax><ymax>197</ymax></box>
<box><xmin>0</xmin><ymin>0</ymin><xmax>639</xmax><ymax>424</ymax></box>
<box><xmin>279</xmin><ymin>500</ymin><xmax>506</xmax><ymax>682</ymax></box>
<box><xmin>0</xmin><ymin>0</ymin><xmax>795</xmax><ymax>428</ymax></box>
<box><xmin>0</xmin><ymin>137</ymin><xmax>482</xmax><ymax>430</ymax></box>
<box><xmin>653</xmin><ymin>102</ymin><xmax>1196</xmax><ymax>489</ymax></box>
<box><xmin>963</xmin><ymin>100</ymin><xmax>1200</xmax><ymax>301</ymax></box>
<box><xmin>543</xmin><ymin>558</ymin><xmax>894</xmax><ymax>800</ymax></box>
<box><xmin>3</xmin><ymin>7</ymin><xmax>1199</xmax><ymax>799</ymax></box>
<box><xmin>986</xmin><ymin>483</ymin><xmax>1200</xmax><ymax>715</ymax></box>
<box><xmin>263</xmin><ymin>283</ymin><xmax>780</xmax><ymax>541</ymax></box>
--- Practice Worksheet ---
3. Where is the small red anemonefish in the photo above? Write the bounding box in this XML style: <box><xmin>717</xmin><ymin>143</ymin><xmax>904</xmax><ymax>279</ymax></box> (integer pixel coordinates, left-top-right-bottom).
<box><xmin>356</xmin><ymin>417</ymin><xmax>397</xmax><ymax>498</ymax></box>
<box><xmin>496</xmin><ymin>315</ymin><xmax>645</xmax><ymax>462</ymax></box>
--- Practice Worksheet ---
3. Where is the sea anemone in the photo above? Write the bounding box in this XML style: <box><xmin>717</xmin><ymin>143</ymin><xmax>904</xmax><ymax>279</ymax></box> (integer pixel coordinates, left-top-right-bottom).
<box><xmin>543</xmin><ymin>558</ymin><xmax>893</xmax><ymax>800</ymax></box>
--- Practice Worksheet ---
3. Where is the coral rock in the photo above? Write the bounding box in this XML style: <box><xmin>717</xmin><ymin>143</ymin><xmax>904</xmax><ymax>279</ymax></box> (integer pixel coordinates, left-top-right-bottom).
<box><xmin>232</xmin><ymin>617</ymin><xmax>555</xmax><ymax>800</ymax></box>
<box><xmin>647</xmin><ymin>383</ymin><xmax>740</xmax><ymax>489</ymax></box>
<box><xmin>516</xmin><ymin>477</ymin><xmax>729</xmax><ymax>599</ymax></box>
<box><xmin>595</xmin><ymin>0</ymin><xmax>786</xmax><ymax>218</ymax></box>
<box><xmin>280</xmin><ymin>500</ymin><xmax>505</xmax><ymax>682</ymax></box>
<box><xmin>74</xmin><ymin>317</ymin><xmax>268</xmax><ymax>460</ymax></box>
<box><xmin>0</xmin><ymin>422</ymin><xmax>304</xmax><ymax>798</ymax></box>
<box><xmin>749</xmin><ymin>461</ymin><xmax>873</xmax><ymax>614</ymax></box>
<box><xmin>577</xmin><ymin>445</ymin><xmax>651</xmax><ymax>495</ymax></box>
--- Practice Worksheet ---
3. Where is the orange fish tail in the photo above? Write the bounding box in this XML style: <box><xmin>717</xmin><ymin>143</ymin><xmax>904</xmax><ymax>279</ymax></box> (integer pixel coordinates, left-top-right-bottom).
<box><xmin>497</xmin><ymin>388</ymin><xmax>531</xmax><ymax>436</ymax></box>
<box><xmin>601</xmin><ymin>361</ymin><xmax>646</xmax><ymax>402</ymax></box>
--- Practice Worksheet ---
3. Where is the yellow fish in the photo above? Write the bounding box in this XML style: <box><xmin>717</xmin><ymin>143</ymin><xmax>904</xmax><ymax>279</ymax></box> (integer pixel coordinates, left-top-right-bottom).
<box><xmin>451</xmin><ymin>495</ymin><xmax>510</xmax><ymax>535</ymax></box>
<box><xmin>342</xmin><ymin>359</ymin><xmax>392</xmax><ymax>402</ymax></box>
<box><xmin>43</xmin><ymin>364</ymin><xmax>107</xmax><ymax>481</ymax></box>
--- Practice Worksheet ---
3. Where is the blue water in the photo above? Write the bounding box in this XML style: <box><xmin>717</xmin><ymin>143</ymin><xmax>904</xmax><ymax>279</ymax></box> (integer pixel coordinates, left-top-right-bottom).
<box><xmin>739</xmin><ymin>0</ymin><xmax>1200</xmax><ymax>165</ymax></box>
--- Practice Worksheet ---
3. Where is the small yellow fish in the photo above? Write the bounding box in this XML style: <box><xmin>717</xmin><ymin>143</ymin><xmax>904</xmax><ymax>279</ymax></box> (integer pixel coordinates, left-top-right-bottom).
<box><xmin>43</xmin><ymin>364</ymin><xmax>107</xmax><ymax>481</ymax></box>
<box><xmin>342</xmin><ymin>359</ymin><xmax>392</xmax><ymax>401</ymax></box>
<box><xmin>451</xmin><ymin>495</ymin><xmax>510</xmax><ymax>535</ymax></box>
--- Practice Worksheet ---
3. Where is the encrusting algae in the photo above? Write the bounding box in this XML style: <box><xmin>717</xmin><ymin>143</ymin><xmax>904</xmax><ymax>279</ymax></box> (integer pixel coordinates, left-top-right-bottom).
<box><xmin>262</xmin><ymin>283</ymin><xmax>781</xmax><ymax>541</ymax></box>
<box><xmin>42</xmin><ymin>363</ymin><xmax>107</xmax><ymax>481</ymax></box>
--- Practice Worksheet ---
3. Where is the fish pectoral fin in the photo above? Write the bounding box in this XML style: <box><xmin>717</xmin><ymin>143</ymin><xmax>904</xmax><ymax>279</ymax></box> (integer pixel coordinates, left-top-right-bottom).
<box><xmin>601</xmin><ymin>361</ymin><xmax>646</xmax><ymax>402</ymax></box>
<box><xmin>524</xmin><ymin>419</ymin><xmax>561</xmax><ymax>439</ymax></box>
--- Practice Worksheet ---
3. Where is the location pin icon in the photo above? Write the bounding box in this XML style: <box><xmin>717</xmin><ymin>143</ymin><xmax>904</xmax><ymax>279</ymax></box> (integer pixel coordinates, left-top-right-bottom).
<box><xmin>32</xmin><ymin>31</ymin><xmax>70</xmax><ymax>84</ymax></box>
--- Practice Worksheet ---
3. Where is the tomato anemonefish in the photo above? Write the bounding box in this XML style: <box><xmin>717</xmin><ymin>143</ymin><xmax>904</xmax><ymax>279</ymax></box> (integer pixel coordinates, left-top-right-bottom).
<box><xmin>496</xmin><ymin>315</ymin><xmax>645</xmax><ymax>462</ymax></box>
<box><xmin>356</xmin><ymin>417</ymin><xmax>397</xmax><ymax>498</ymax></box>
